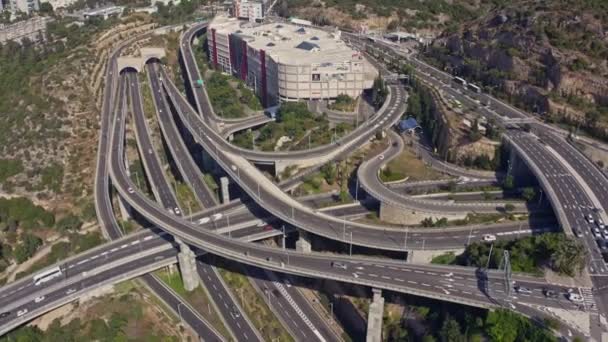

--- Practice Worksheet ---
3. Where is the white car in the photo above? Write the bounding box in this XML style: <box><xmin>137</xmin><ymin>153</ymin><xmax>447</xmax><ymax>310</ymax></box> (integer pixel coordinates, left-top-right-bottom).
<box><xmin>34</xmin><ymin>296</ymin><xmax>45</xmax><ymax>303</ymax></box>
<box><xmin>198</xmin><ymin>217</ymin><xmax>210</xmax><ymax>225</ymax></box>
<box><xmin>212</xmin><ymin>213</ymin><xmax>223</xmax><ymax>221</ymax></box>
<box><xmin>231</xmin><ymin>165</ymin><xmax>237</xmax><ymax>172</ymax></box>
<box><xmin>17</xmin><ymin>309</ymin><xmax>28</xmax><ymax>317</ymax></box>
<box><xmin>66</xmin><ymin>288</ymin><xmax>76</xmax><ymax>295</ymax></box>
<box><xmin>586</xmin><ymin>214</ymin><xmax>595</xmax><ymax>223</ymax></box>
<box><xmin>483</xmin><ymin>234</ymin><xmax>497</xmax><ymax>242</ymax></box>
<box><xmin>174</xmin><ymin>207</ymin><xmax>181</xmax><ymax>215</ymax></box>
<box><xmin>127</xmin><ymin>187</ymin><xmax>135</xmax><ymax>194</ymax></box>
<box><xmin>568</xmin><ymin>293</ymin><xmax>584</xmax><ymax>302</ymax></box>
<box><xmin>378</xmin><ymin>155</ymin><xmax>384</xmax><ymax>160</ymax></box>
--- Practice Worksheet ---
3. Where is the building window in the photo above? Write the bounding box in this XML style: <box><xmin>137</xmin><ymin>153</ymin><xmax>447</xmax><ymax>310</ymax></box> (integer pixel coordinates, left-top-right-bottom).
<box><xmin>312</xmin><ymin>74</ymin><xmax>320</xmax><ymax>82</ymax></box>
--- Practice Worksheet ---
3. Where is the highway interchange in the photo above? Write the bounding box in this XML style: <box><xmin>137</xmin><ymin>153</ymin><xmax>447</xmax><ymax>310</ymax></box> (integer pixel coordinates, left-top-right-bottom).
<box><xmin>1</xmin><ymin>19</ymin><xmax>608</xmax><ymax>341</ymax></box>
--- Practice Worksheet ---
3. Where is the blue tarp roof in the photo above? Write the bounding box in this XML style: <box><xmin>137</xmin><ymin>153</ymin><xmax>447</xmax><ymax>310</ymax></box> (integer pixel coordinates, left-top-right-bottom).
<box><xmin>399</xmin><ymin>118</ymin><xmax>419</xmax><ymax>131</ymax></box>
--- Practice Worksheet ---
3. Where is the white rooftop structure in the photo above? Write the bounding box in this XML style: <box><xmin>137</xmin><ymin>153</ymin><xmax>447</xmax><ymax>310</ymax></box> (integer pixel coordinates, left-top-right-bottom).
<box><xmin>211</xmin><ymin>17</ymin><xmax>356</xmax><ymax>66</ymax></box>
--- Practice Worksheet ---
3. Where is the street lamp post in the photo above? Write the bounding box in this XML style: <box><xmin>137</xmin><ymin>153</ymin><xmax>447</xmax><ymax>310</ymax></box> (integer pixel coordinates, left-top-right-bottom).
<box><xmin>486</xmin><ymin>243</ymin><xmax>494</xmax><ymax>269</ymax></box>
<box><xmin>349</xmin><ymin>231</ymin><xmax>353</xmax><ymax>256</ymax></box>
<box><xmin>466</xmin><ymin>225</ymin><xmax>473</xmax><ymax>246</ymax></box>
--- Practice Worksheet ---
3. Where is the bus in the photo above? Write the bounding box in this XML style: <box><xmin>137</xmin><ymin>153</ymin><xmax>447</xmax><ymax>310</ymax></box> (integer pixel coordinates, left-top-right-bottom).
<box><xmin>467</xmin><ymin>83</ymin><xmax>481</xmax><ymax>93</ymax></box>
<box><xmin>453</xmin><ymin>76</ymin><xmax>467</xmax><ymax>86</ymax></box>
<box><xmin>34</xmin><ymin>266</ymin><xmax>62</xmax><ymax>286</ymax></box>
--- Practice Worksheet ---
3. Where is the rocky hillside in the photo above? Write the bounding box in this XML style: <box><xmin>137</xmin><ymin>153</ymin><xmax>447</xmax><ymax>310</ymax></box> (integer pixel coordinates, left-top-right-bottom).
<box><xmin>423</xmin><ymin>0</ymin><xmax>608</xmax><ymax>140</ymax></box>
<box><xmin>275</xmin><ymin>0</ymin><xmax>486</xmax><ymax>35</ymax></box>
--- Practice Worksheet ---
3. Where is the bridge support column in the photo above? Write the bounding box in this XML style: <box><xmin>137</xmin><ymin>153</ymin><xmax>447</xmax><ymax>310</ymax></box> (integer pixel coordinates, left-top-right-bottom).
<box><xmin>176</xmin><ymin>239</ymin><xmax>199</xmax><ymax>291</ymax></box>
<box><xmin>295</xmin><ymin>231</ymin><xmax>312</xmax><ymax>253</ymax></box>
<box><xmin>117</xmin><ymin>195</ymin><xmax>132</xmax><ymax>221</ymax></box>
<box><xmin>220</xmin><ymin>177</ymin><xmax>230</xmax><ymax>204</ymax></box>
<box><xmin>201</xmin><ymin>149</ymin><xmax>219</xmax><ymax>173</ymax></box>
<box><xmin>506</xmin><ymin>140</ymin><xmax>535</xmax><ymax>187</ymax></box>
<box><xmin>228</xmin><ymin>134</ymin><xmax>234</xmax><ymax>142</ymax></box>
<box><xmin>366</xmin><ymin>288</ymin><xmax>384</xmax><ymax>342</ymax></box>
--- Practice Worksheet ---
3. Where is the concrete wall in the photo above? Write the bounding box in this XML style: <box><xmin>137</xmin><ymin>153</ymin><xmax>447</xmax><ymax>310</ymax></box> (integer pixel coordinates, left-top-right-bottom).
<box><xmin>379</xmin><ymin>202</ymin><xmax>467</xmax><ymax>225</ymax></box>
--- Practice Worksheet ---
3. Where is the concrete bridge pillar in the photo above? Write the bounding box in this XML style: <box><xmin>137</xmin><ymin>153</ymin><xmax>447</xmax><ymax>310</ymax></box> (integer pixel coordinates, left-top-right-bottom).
<box><xmin>117</xmin><ymin>195</ymin><xmax>132</xmax><ymax>221</ymax></box>
<box><xmin>220</xmin><ymin>177</ymin><xmax>230</xmax><ymax>204</ymax></box>
<box><xmin>176</xmin><ymin>239</ymin><xmax>199</xmax><ymax>291</ymax></box>
<box><xmin>228</xmin><ymin>134</ymin><xmax>234</xmax><ymax>142</ymax></box>
<box><xmin>366</xmin><ymin>288</ymin><xmax>384</xmax><ymax>342</ymax></box>
<box><xmin>295</xmin><ymin>230</ymin><xmax>312</xmax><ymax>253</ymax></box>
<box><xmin>201</xmin><ymin>149</ymin><xmax>219</xmax><ymax>173</ymax></box>
<box><xmin>506</xmin><ymin>140</ymin><xmax>535</xmax><ymax>187</ymax></box>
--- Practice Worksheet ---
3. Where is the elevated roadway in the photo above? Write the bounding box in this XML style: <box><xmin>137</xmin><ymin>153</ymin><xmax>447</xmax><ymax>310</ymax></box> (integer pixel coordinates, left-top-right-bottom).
<box><xmin>147</xmin><ymin>63</ymin><xmax>217</xmax><ymax>208</ymax></box>
<box><xmin>357</xmin><ymin>129</ymin><xmax>530</xmax><ymax>224</ymax></box>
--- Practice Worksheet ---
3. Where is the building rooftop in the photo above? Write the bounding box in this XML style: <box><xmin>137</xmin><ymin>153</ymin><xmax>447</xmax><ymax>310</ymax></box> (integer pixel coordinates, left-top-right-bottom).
<box><xmin>210</xmin><ymin>16</ymin><xmax>364</xmax><ymax>65</ymax></box>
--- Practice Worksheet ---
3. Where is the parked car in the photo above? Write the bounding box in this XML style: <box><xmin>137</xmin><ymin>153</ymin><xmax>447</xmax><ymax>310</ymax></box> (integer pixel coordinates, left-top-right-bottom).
<box><xmin>212</xmin><ymin>213</ymin><xmax>223</xmax><ymax>221</ymax></box>
<box><xmin>0</xmin><ymin>312</ymin><xmax>10</xmax><ymax>319</ymax></box>
<box><xmin>17</xmin><ymin>309</ymin><xmax>28</xmax><ymax>317</ymax></box>
<box><xmin>198</xmin><ymin>217</ymin><xmax>210</xmax><ymax>225</ymax></box>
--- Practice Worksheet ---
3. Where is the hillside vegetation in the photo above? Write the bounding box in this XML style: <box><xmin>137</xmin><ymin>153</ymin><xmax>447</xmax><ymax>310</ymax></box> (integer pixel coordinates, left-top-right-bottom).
<box><xmin>423</xmin><ymin>0</ymin><xmax>608</xmax><ymax>141</ymax></box>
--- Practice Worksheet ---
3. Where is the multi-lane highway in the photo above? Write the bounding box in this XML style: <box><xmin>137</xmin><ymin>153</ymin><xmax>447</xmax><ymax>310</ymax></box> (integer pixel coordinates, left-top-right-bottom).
<box><xmin>2</xmin><ymin>19</ymin><xmax>605</xmax><ymax>341</ymax></box>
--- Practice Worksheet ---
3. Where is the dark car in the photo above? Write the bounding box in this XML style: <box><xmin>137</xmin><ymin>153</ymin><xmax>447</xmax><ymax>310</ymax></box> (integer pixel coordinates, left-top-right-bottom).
<box><xmin>542</xmin><ymin>288</ymin><xmax>558</xmax><ymax>298</ymax></box>
<box><xmin>0</xmin><ymin>312</ymin><xmax>10</xmax><ymax>319</ymax></box>
<box><xmin>597</xmin><ymin>239</ymin><xmax>608</xmax><ymax>251</ymax></box>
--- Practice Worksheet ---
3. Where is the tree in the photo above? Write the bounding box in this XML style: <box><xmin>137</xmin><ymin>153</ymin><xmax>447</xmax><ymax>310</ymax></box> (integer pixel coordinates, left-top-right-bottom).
<box><xmin>56</xmin><ymin>214</ymin><xmax>83</xmax><ymax>232</ymax></box>
<box><xmin>440</xmin><ymin>316</ymin><xmax>462</xmax><ymax>341</ymax></box>
<box><xmin>320</xmin><ymin>163</ymin><xmax>337</xmax><ymax>185</ymax></box>
<box><xmin>421</xmin><ymin>217</ymin><xmax>434</xmax><ymax>227</ymax></box>
<box><xmin>521</xmin><ymin>187</ymin><xmax>536</xmax><ymax>202</ymax></box>
<box><xmin>550</xmin><ymin>238</ymin><xmax>587</xmax><ymax>276</ymax></box>
<box><xmin>485</xmin><ymin>310</ymin><xmax>520</xmax><ymax>342</ymax></box>
<box><xmin>504</xmin><ymin>203</ymin><xmax>515</xmax><ymax>212</ymax></box>
<box><xmin>13</xmin><ymin>233</ymin><xmax>43</xmax><ymax>263</ymax></box>
<box><xmin>39</xmin><ymin>2</ymin><xmax>54</xmax><ymax>13</ymax></box>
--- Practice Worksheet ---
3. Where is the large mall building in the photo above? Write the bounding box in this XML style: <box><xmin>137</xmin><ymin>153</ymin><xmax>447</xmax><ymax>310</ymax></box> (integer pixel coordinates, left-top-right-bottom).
<box><xmin>207</xmin><ymin>16</ymin><xmax>378</xmax><ymax>107</ymax></box>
